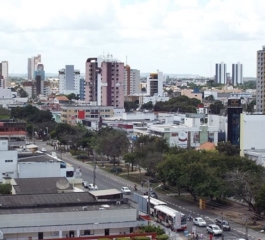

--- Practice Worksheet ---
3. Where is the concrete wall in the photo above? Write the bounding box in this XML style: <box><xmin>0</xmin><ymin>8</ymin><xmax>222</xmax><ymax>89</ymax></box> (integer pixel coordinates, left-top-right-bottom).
<box><xmin>18</xmin><ymin>162</ymin><xmax>61</xmax><ymax>178</ymax></box>
<box><xmin>0</xmin><ymin>208</ymin><xmax>138</xmax><ymax>228</ymax></box>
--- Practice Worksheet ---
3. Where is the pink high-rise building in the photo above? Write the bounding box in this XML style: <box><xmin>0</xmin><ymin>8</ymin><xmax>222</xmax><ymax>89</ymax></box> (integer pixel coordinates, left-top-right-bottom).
<box><xmin>85</xmin><ymin>55</ymin><xmax>124</xmax><ymax>108</ymax></box>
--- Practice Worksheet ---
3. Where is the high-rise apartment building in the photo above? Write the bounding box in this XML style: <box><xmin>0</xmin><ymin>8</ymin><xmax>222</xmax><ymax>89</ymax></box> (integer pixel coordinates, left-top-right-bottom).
<box><xmin>27</xmin><ymin>54</ymin><xmax>41</xmax><ymax>80</ymax></box>
<box><xmin>79</xmin><ymin>78</ymin><xmax>85</xmax><ymax>101</ymax></box>
<box><xmin>58</xmin><ymin>65</ymin><xmax>80</xmax><ymax>95</ymax></box>
<box><xmin>85</xmin><ymin>55</ymin><xmax>124</xmax><ymax>108</ymax></box>
<box><xmin>1</xmin><ymin>61</ymin><xmax>8</xmax><ymax>79</ymax></box>
<box><xmin>124</xmin><ymin>65</ymin><xmax>140</xmax><ymax>96</ymax></box>
<box><xmin>232</xmin><ymin>62</ymin><xmax>243</xmax><ymax>86</ymax></box>
<box><xmin>146</xmin><ymin>71</ymin><xmax>163</xmax><ymax>96</ymax></box>
<box><xmin>256</xmin><ymin>46</ymin><xmax>265</xmax><ymax>112</ymax></box>
<box><xmin>35</xmin><ymin>63</ymin><xmax>45</xmax><ymax>95</ymax></box>
<box><xmin>215</xmin><ymin>62</ymin><xmax>227</xmax><ymax>84</ymax></box>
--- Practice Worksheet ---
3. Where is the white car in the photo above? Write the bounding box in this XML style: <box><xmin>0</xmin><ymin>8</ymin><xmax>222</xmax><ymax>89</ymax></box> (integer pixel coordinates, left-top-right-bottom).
<box><xmin>88</xmin><ymin>183</ymin><xmax>98</xmax><ymax>190</ymax></box>
<box><xmin>193</xmin><ymin>217</ymin><xmax>207</xmax><ymax>227</ymax></box>
<box><xmin>121</xmin><ymin>187</ymin><xmax>131</xmax><ymax>195</ymax></box>
<box><xmin>82</xmin><ymin>181</ymin><xmax>89</xmax><ymax>188</ymax></box>
<box><xmin>41</xmin><ymin>147</ymin><xmax>46</xmax><ymax>152</ymax></box>
<box><xmin>206</xmin><ymin>224</ymin><xmax>223</xmax><ymax>235</ymax></box>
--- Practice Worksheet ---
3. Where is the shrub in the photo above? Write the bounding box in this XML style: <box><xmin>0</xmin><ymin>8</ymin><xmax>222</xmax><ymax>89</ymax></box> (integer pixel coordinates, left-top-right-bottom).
<box><xmin>111</xmin><ymin>167</ymin><xmax>123</xmax><ymax>173</ymax></box>
<box><xmin>0</xmin><ymin>184</ymin><xmax>12</xmax><ymax>194</ymax></box>
<box><xmin>132</xmin><ymin>237</ymin><xmax>150</xmax><ymax>240</ymax></box>
<box><xmin>156</xmin><ymin>234</ymin><xmax>169</xmax><ymax>240</ymax></box>
<box><xmin>140</xmin><ymin>225</ymin><xmax>164</xmax><ymax>235</ymax></box>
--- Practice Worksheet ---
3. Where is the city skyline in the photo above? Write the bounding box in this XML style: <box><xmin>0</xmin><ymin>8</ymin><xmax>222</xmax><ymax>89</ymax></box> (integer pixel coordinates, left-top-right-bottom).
<box><xmin>1</xmin><ymin>0</ymin><xmax>264</xmax><ymax>76</ymax></box>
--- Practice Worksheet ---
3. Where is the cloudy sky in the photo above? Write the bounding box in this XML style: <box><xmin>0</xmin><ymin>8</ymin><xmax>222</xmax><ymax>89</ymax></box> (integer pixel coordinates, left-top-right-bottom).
<box><xmin>1</xmin><ymin>0</ymin><xmax>264</xmax><ymax>76</ymax></box>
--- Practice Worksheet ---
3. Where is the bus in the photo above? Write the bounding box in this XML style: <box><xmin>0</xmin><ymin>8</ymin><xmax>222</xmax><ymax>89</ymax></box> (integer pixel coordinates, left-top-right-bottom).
<box><xmin>143</xmin><ymin>196</ymin><xmax>167</xmax><ymax>216</ymax></box>
<box><xmin>154</xmin><ymin>205</ymin><xmax>187</xmax><ymax>231</ymax></box>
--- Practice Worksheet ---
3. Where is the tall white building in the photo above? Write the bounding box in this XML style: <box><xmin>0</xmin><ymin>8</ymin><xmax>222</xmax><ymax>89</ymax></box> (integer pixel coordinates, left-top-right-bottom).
<box><xmin>146</xmin><ymin>71</ymin><xmax>163</xmax><ymax>96</ymax></box>
<box><xmin>232</xmin><ymin>62</ymin><xmax>243</xmax><ymax>86</ymax></box>
<box><xmin>1</xmin><ymin>61</ymin><xmax>8</xmax><ymax>79</ymax></box>
<box><xmin>124</xmin><ymin>65</ymin><xmax>140</xmax><ymax>96</ymax></box>
<box><xmin>59</xmin><ymin>65</ymin><xmax>80</xmax><ymax>95</ymax></box>
<box><xmin>256</xmin><ymin>46</ymin><xmax>265</xmax><ymax>113</ymax></box>
<box><xmin>215</xmin><ymin>62</ymin><xmax>227</xmax><ymax>84</ymax></box>
<box><xmin>27</xmin><ymin>54</ymin><xmax>41</xmax><ymax>80</ymax></box>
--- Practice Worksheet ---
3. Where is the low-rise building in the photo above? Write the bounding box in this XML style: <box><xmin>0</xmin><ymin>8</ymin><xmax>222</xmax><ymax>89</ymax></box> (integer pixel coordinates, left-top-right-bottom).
<box><xmin>0</xmin><ymin>192</ymin><xmax>145</xmax><ymax>240</ymax></box>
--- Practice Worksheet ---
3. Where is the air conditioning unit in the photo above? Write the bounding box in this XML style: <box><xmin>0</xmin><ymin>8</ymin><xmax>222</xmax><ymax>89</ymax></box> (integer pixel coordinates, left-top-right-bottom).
<box><xmin>116</xmin><ymin>201</ymin><xmax>121</xmax><ymax>205</ymax></box>
<box><xmin>82</xmin><ymin>206</ymin><xmax>88</xmax><ymax>211</ymax></box>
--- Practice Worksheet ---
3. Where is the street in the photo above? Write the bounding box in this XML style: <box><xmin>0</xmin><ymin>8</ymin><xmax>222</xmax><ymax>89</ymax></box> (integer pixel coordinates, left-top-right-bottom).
<box><xmin>35</xmin><ymin>140</ymin><xmax>261</xmax><ymax>240</ymax></box>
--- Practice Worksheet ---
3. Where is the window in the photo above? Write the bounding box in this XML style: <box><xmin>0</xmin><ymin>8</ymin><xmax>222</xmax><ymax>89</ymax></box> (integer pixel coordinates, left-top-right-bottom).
<box><xmin>5</xmin><ymin>160</ymin><xmax>13</xmax><ymax>163</ymax></box>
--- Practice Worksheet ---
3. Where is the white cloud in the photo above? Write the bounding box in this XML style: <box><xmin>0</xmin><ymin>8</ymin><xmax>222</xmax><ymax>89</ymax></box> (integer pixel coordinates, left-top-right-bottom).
<box><xmin>0</xmin><ymin>0</ymin><xmax>264</xmax><ymax>76</ymax></box>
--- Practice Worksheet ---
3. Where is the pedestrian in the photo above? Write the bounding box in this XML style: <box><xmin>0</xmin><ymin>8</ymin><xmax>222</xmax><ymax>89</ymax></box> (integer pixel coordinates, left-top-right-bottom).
<box><xmin>195</xmin><ymin>234</ymin><xmax>199</xmax><ymax>240</ymax></box>
<box><xmin>191</xmin><ymin>232</ymin><xmax>195</xmax><ymax>239</ymax></box>
<box><xmin>209</xmin><ymin>233</ymin><xmax>213</xmax><ymax>240</ymax></box>
<box><xmin>141</xmin><ymin>181</ymin><xmax>144</xmax><ymax>187</ymax></box>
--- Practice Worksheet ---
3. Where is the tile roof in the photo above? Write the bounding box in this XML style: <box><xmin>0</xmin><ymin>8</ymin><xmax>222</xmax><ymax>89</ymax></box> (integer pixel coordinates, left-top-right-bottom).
<box><xmin>55</xmin><ymin>96</ymin><xmax>69</xmax><ymax>101</ymax></box>
<box><xmin>197</xmin><ymin>142</ymin><xmax>216</xmax><ymax>150</ymax></box>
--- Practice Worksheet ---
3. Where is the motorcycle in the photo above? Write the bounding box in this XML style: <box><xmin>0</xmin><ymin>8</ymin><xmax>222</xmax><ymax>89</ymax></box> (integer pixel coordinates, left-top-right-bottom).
<box><xmin>187</xmin><ymin>214</ymin><xmax>193</xmax><ymax>221</ymax></box>
<box><xmin>134</xmin><ymin>185</ymin><xmax>138</xmax><ymax>191</ymax></box>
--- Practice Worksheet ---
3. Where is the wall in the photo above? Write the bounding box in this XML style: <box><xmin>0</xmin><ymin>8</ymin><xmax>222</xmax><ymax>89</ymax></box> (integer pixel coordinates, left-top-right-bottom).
<box><xmin>18</xmin><ymin>162</ymin><xmax>61</xmax><ymax>178</ymax></box>
<box><xmin>122</xmin><ymin>112</ymin><xmax>155</xmax><ymax>121</ymax></box>
<box><xmin>0</xmin><ymin>208</ymin><xmax>138</xmax><ymax>228</ymax></box>
<box><xmin>0</xmin><ymin>150</ymin><xmax>18</xmax><ymax>182</ymax></box>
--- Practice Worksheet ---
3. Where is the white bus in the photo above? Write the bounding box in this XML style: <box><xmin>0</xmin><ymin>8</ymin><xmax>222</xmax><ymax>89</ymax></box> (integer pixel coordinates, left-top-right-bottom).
<box><xmin>143</xmin><ymin>196</ymin><xmax>167</xmax><ymax>216</ymax></box>
<box><xmin>154</xmin><ymin>205</ymin><xmax>187</xmax><ymax>231</ymax></box>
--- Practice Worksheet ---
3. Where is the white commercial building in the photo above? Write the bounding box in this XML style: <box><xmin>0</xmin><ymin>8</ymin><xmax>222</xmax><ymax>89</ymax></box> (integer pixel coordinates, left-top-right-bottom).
<box><xmin>0</xmin><ymin>192</ymin><xmax>144</xmax><ymax>240</ymax></box>
<box><xmin>59</xmin><ymin>65</ymin><xmax>80</xmax><ymax>95</ymax></box>
<box><xmin>142</xmin><ymin>93</ymin><xmax>169</xmax><ymax>105</ymax></box>
<box><xmin>240</xmin><ymin>113</ymin><xmax>265</xmax><ymax>156</ymax></box>
<box><xmin>0</xmin><ymin>140</ymin><xmax>18</xmax><ymax>182</ymax></box>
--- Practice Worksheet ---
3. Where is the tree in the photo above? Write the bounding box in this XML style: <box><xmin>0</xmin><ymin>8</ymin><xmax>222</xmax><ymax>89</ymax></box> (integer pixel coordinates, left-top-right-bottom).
<box><xmin>124</xmin><ymin>152</ymin><xmax>137</xmax><ymax>172</ymax></box>
<box><xmin>216</xmin><ymin>142</ymin><xmax>239</xmax><ymax>156</ymax></box>
<box><xmin>254</xmin><ymin>184</ymin><xmax>265</xmax><ymax>216</ymax></box>
<box><xmin>209</xmin><ymin>101</ymin><xmax>224</xmax><ymax>114</ymax></box>
<box><xmin>124</xmin><ymin>101</ymin><xmax>138</xmax><ymax>112</ymax></box>
<box><xmin>17</xmin><ymin>88</ymin><xmax>28</xmax><ymax>97</ymax></box>
<box><xmin>0</xmin><ymin>183</ymin><xmax>11</xmax><ymax>194</ymax></box>
<box><xmin>141</xmin><ymin>101</ymin><xmax>153</xmax><ymax>110</ymax></box>
<box><xmin>141</xmin><ymin>87</ymin><xmax>146</xmax><ymax>92</ymax></box>
<box><xmin>96</xmin><ymin>128</ymin><xmax>130</xmax><ymax>166</ymax></box>
<box><xmin>66</xmin><ymin>93</ymin><xmax>79</xmax><ymax>100</ymax></box>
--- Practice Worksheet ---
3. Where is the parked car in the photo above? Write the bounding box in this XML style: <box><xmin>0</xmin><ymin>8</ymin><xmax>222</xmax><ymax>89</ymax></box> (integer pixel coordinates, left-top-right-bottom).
<box><xmin>143</xmin><ymin>191</ymin><xmax>158</xmax><ymax>199</ymax></box>
<box><xmin>82</xmin><ymin>181</ymin><xmax>89</xmax><ymax>188</ymax></box>
<box><xmin>111</xmin><ymin>167</ymin><xmax>123</xmax><ymax>174</ymax></box>
<box><xmin>88</xmin><ymin>183</ymin><xmax>98</xmax><ymax>190</ymax></box>
<box><xmin>41</xmin><ymin>147</ymin><xmax>46</xmax><ymax>152</ymax></box>
<box><xmin>193</xmin><ymin>217</ymin><xmax>207</xmax><ymax>227</ymax></box>
<box><xmin>121</xmin><ymin>187</ymin><xmax>131</xmax><ymax>195</ymax></box>
<box><xmin>214</xmin><ymin>218</ymin><xmax>231</xmax><ymax>231</ymax></box>
<box><xmin>206</xmin><ymin>224</ymin><xmax>223</xmax><ymax>235</ymax></box>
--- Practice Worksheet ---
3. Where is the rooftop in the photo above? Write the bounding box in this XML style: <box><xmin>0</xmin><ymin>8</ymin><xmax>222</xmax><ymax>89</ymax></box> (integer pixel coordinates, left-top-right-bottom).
<box><xmin>13</xmin><ymin>177</ymin><xmax>73</xmax><ymax>195</ymax></box>
<box><xmin>0</xmin><ymin>192</ymin><xmax>130</xmax><ymax>215</ymax></box>
<box><xmin>18</xmin><ymin>154</ymin><xmax>62</xmax><ymax>163</ymax></box>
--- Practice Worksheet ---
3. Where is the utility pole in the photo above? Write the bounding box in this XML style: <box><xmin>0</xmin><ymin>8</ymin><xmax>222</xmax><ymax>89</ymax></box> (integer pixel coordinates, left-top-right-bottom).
<box><xmin>147</xmin><ymin>180</ymin><xmax>151</xmax><ymax>217</ymax></box>
<box><xmin>93</xmin><ymin>151</ymin><xmax>96</xmax><ymax>187</ymax></box>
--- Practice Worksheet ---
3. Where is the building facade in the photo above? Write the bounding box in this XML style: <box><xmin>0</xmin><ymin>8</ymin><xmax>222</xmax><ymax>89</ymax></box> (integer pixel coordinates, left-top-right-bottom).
<box><xmin>85</xmin><ymin>55</ymin><xmax>124</xmax><ymax>108</ymax></box>
<box><xmin>60</xmin><ymin>105</ymin><xmax>115</xmax><ymax>125</ymax></box>
<box><xmin>146</xmin><ymin>71</ymin><xmax>163</xmax><ymax>96</ymax></box>
<box><xmin>232</xmin><ymin>62</ymin><xmax>243</xmax><ymax>86</ymax></box>
<box><xmin>59</xmin><ymin>65</ymin><xmax>80</xmax><ymax>95</ymax></box>
<box><xmin>124</xmin><ymin>65</ymin><xmax>140</xmax><ymax>96</ymax></box>
<box><xmin>79</xmin><ymin>78</ymin><xmax>85</xmax><ymax>100</ymax></box>
<box><xmin>27</xmin><ymin>54</ymin><xmax>41</xmax><ymax>80</ymax></box>
<box><xmin>256</xmin><ymin>46</ymin><xmax>265</xmax><ymax>113</ymax></box>
<box><xmin>1</xmin><ymin>61</ymin><xmax>8</xmax><ymax>79</ymax></box>
<box><xmin>215</xmin><ymin>62</ymin><xmax>227</xmax><ymax>84</ymax></box>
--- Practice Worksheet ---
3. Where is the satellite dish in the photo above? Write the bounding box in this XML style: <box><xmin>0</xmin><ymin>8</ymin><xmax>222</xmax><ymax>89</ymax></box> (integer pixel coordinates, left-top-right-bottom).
<box><xmin>56</xmin><ymin>178</ymin><xmax>70</xmax><ymax>190</ymax></box>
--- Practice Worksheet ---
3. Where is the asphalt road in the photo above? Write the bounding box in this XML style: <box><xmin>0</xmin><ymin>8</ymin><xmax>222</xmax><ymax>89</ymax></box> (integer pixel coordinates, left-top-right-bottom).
<box><xmin>35</xmin><ymin>140</ymin><xmax>262</xmax><ymax>240</ymax></box>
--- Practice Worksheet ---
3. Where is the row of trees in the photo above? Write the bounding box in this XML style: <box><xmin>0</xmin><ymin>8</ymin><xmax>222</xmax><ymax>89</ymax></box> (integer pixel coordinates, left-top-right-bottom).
<box><xmin>7</xmin><ymin>105</ymin><xmax>265</xmax><ymax>216</ymax></box>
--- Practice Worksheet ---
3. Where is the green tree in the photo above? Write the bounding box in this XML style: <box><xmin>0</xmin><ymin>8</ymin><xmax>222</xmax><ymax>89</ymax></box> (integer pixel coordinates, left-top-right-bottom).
<box><xmin>66</xmin><ymin>93</ymin><xmax>79</xmax><ymax>100</ymax></box>
<box><xmin>216</xmin><ymin>142</ymin><xmax>239</xmax><ymax>156</ymax></box>
<box><xmin>209</xmin><ymin>101</ymin><xmax>224</xmax><ymax>114</ymax></box>
<box><xmin>0</xmin><ymin>184</ymin><xmax>11</xmax><ymax>194</ymax></box>
<box><xmin>205</xmin><ymin>95</ymin><xmax>215</xmax><ymax>101</ymax></box>
<box><xmin>141</xmin><ymin>101</ymin><xmax>153</xmax><ymax>110</ymax></box>
<box><xmin>254</xmin><ymin>184</ymin><xmax>265</xmax><ymax>215</ymax></box>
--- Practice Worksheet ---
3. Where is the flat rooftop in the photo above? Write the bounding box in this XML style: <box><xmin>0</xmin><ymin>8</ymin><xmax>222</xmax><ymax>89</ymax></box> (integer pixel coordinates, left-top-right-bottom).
<box><xmin>18</xmin><ymin>154</ymin><xmax>64</xmax><ymax>163</ymax></box>
<box><xmin>0</xmin><ymin>192</ymin><xmax>130</xmax><ymax>215</ymax></box>
<box><xmin>89</xmin><ymin>189</ymin><xmax>122</xmax><ymax>197</ymax></box>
